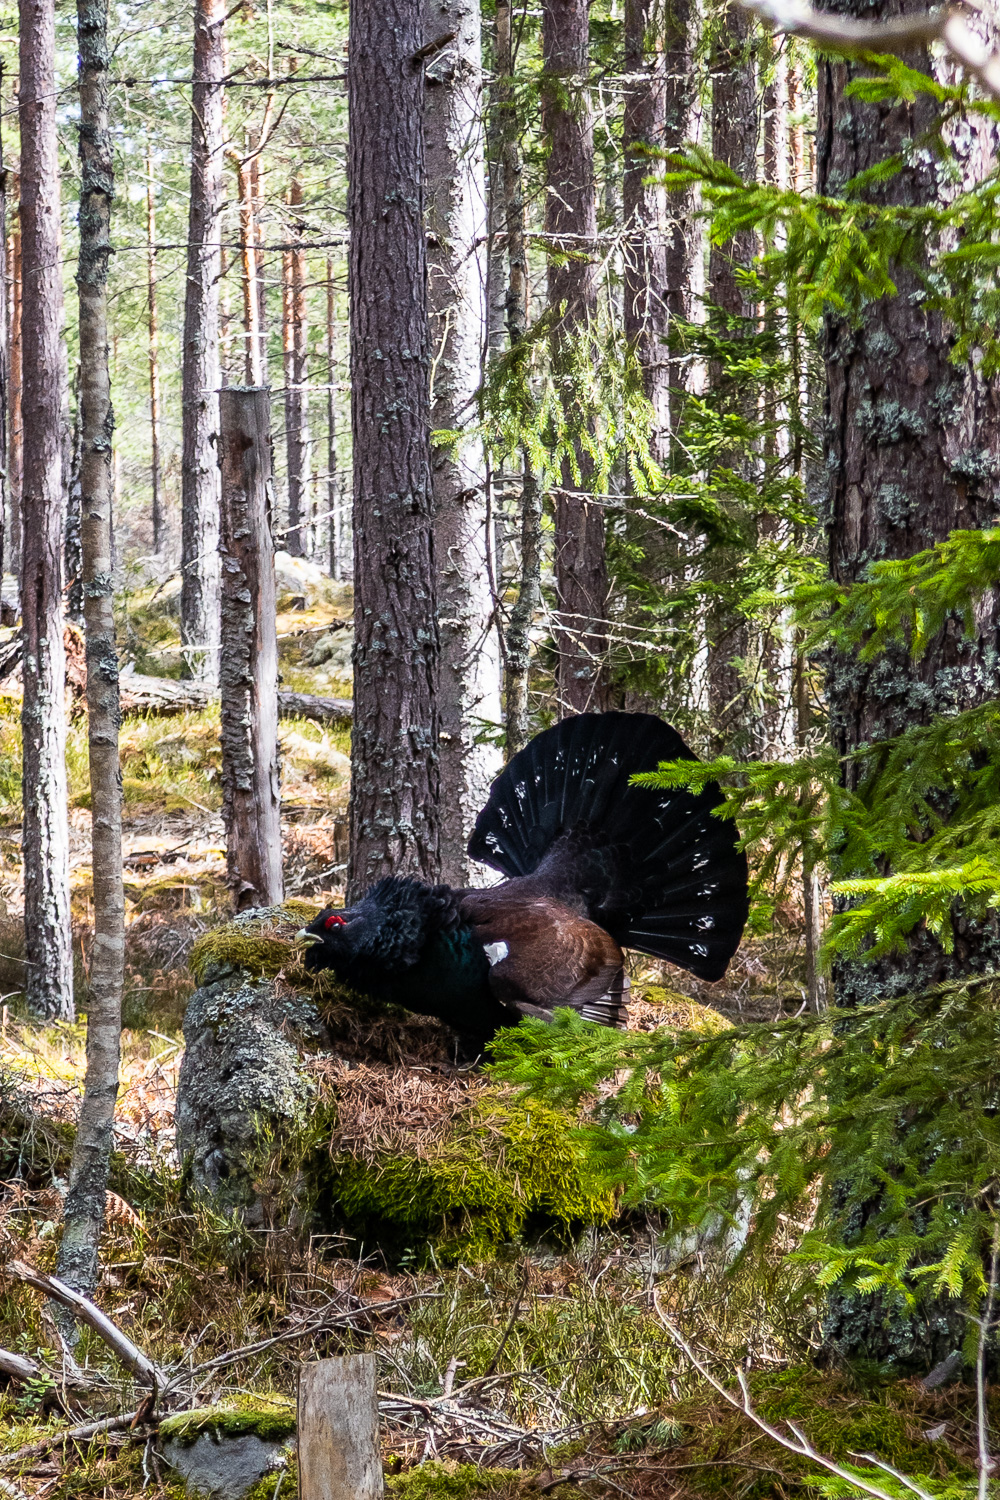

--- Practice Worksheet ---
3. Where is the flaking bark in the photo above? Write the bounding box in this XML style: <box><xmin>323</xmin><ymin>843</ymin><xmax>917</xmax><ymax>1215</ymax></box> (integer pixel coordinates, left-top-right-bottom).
<box><xmin>18</xmin><ymin>0</ymin><xmax>73</xmax><ymax>1020</ymax></box>
<box><xmin>56</xmin><ymin>0</ymin><xmax>125</xmax><ymax>1302</ymax></box>
<box><xmin>347</xmin><ymin>0</ymin><xmax>440</xmax><ymax>899</ymax></box>
<box><xmin>218</xmin><ymin>387</ymin><xmax>283</xmax><ymax>909</ymax></box>
<box><xmin>424</xmin><ymin>0</ymin><xmax>502</xmax><ymax>884</ymax></box>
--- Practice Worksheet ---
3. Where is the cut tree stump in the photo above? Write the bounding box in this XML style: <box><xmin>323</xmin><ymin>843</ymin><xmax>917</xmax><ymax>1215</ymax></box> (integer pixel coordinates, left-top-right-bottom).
<box><xmin>298</xmin><ymin>1355</ymin><xmax>383</xmax><ymax>1500</ymax></box>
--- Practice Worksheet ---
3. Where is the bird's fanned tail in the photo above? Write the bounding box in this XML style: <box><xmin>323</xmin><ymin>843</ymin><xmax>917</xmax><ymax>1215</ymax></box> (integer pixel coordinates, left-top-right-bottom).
<box><xmin>467</xmin><ymin>712</ymin><xmax>749</xmax><ymax>982</ymax></box>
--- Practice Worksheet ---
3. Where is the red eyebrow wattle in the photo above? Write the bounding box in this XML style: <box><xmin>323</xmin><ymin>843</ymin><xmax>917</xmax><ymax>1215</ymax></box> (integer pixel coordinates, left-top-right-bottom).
<box><xmin>324</xmin><ymin>913</ymin><xmax>346</xmax><ymax>930</ymax></box>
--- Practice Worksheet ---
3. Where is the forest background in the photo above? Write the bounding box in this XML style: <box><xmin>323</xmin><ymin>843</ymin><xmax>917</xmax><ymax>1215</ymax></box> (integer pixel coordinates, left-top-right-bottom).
<box><xmin>0</xmin><ymin>0</ymin><xmax>999</xmax><ymax>1494</ymax></box>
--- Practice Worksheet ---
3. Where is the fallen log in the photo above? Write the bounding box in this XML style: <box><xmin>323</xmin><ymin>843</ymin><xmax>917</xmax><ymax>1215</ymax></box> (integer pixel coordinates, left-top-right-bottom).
<box><xmin>117</xmin><ymin>672</ymin><xmax>353</xmax><ymax>725</ymax></box>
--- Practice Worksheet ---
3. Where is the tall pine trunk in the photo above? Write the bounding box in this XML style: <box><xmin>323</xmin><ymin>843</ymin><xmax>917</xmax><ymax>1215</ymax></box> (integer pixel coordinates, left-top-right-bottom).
<box><xmin>424</xmin><ymin>0</ymin><xmax>502</xmax><ymax>886</ymax></box>
<box><xmin>57</xmin><ymin>0</ymin><xmax>124</xmax><ymax>1299</ymax></box>
<box><xmin>18</xmin><ymin>0</ymin><xmax>72</xmax><ymax>1021</ymax></box>
<box><xmin>282</xmin><ymin>179</ymin><xmax>310</xmax><ymax>559</ymax></box>
<box><xmin>495</xmin><ymin>0</ymin><xmax>541</xmax><ymax>757</ymax></box>
<box><xmin>818</xmin><ymin>2</ymin><xmax>1000</xmax><ymax>1370</ymax></box>
<box><xmin>705</xmin><ymin>0</ymin><xmax>757</xmax><ymax>751</ymax></box>
<box><xmin>0</xmin><ymin>96</ymin><xmax>8</xmax><ymax>588</ymax></box>
<box><xmin>326</xmin><ymin>255</ymin><xmax>341</xmax><ymax>580</ymax></box>
<box><xmin>543</xmin><ymin>0</ymin><xmax>611</xmax><ymax>715</ymax></box>
<box><xmin>146</xmin><ymin>153</ymin><xmax>163</xmax><ymax>555</ymax></box>
<box><xmin>180</xmin><ymin>0</ymin><xmax>224</xmax><ymax>680</ymax></box>
<box><xmin>8</xmin><ymin>189</ymin><xmax>21</xmax><ymax>581</ymax></box>
<box><xmin>347</xmin><ymin>0</ymin><xmax>440</xmax><ymax>898</ymax></box>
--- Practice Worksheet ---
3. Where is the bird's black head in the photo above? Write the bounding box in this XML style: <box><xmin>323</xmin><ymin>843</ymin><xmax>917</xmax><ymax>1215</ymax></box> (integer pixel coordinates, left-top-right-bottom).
<box><xmin>299</xmin><ymin>906</ymin><xmax>358</xmax><ymax>974</ymax></box>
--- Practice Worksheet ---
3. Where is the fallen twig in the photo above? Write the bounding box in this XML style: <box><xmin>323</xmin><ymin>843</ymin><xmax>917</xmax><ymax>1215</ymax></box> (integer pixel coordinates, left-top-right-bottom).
<box><xmin>0</xmin><ymin>1348</ymin><xmax>42</xmax><ymax>1384</ymax></box>
<box><xmin>0</xmin><ymin>1409</ymin><xmax>142</xmax><ymax>1470</ymax></box>
<box><xmin>7</xmin><ymin>1261</ymin><xmax>167</xmax><ymax>1391</ymax></box>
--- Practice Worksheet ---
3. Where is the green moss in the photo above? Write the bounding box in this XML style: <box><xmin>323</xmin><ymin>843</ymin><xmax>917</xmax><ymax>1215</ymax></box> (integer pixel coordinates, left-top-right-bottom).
<box><xmin>387</xmin><ymin>1463</ymin><xmax>523</xmax><ymax>1500</ymax></box>
<box><xmin>244</xmin><ymin>1472</ymin><xmax>297</xmax><ymax>1500</ymax></box>
<box><xmin>159</xmin><ymin>1393</ymin><xmax>297</xmax><ymax>1446</ymax></box>
<box><xmin>189</xmin><ymin>903</ymin><xmax>320</xmax><ymax>985</ymax></box>
<box><xmin>320</xmin><ymin>1094</ymin><xmax>616</xmax><ymax>1261</ymax></box>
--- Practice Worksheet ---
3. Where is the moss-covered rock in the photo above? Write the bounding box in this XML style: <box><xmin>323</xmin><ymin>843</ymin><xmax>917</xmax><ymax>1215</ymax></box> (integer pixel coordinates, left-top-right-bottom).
<box><xmin>189</xmin><ymin>902</ymin><xmax>320</xmax><ymax>987</ymax></box>
<box><xmin>315</xmin><ymin>1091</ymin><xmax>617</xmax><ymax>1261</ymax></box>
<box><xmin>160</xmin><ymin>1394</ymin><xmax>296</xmax><ymax>1445</ymax></box>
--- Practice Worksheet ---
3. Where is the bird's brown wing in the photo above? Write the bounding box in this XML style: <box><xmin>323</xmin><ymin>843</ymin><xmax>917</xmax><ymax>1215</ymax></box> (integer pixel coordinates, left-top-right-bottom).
<box><xmin>460</xmin><ymin>892</ymin><xmax>629</xmax><ymax>1028</ymax></box>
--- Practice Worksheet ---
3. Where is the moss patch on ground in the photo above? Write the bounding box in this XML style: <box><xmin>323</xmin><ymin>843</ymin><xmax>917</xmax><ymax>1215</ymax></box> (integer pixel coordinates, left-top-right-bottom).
<box><xmin>387</xmin><ymin>1462</ymin><xmax>525</xmax><ymax>1500</ymax></box>
<box><xmin>189</xmin><ymin>903</ymin><xmax>320</xmax><ymax>986</ymax></box>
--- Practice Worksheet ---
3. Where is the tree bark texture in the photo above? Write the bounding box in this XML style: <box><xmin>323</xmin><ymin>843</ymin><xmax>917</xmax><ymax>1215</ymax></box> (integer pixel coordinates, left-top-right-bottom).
<box><xmin>282</xmin><ymin>178</ymin><xmax>310</xmax><ymax>559</ymax></box>
<box><xmin>180</xmin><ymin>0</ymin><xmax>224</xmax><ymax>681</ymax></box>
<box><xmin>819</xmin><ymin>10</ymin><xmax>1000</xmax><ymax>1006</ymax></box>
<box><xmin>495</xmin><ymin>1</ymin><xmax>541</xmax><ymax>757</ymax></box>
<box><xmin>706</xmin><ymin>0</ymin><xmax>757</xmax><ymax>752</ymax></box>
<box><xmin>218</xmin><ymin>387</ymin><xmax>283</xmax><ymax>910</ymax></box>
<box><xmin>18</xmin><ymin>0</ymin><xmax>73</xmax><ymax>1021</ymax></box>
<box><xmin>57</xmin><ymin>0</ymin><xmax>124</xmax><ymax>1302</ymax></box>
<box><xmin>543</xmin><ymin>0</ymin><xmax>610</xmax><ymax>715</ymax></box>
<box><xmin>9</xmin><ymin>193</ymin><xmax>21</xmax><ymax>580</ymax></box>
<box><xmin>424</xmin><ymin>0</ymin><xmax>502</xmax><ymax>886</ymax></box>
<box><xmin>347</xmin><ymin>0</ymin><xmax>440</xmax><ymax>900</ymax></box>
<box><xmin>0</xmin><ymin>101</ymin><xmax>8</xmax><ymax>589</ymax></box>
<box><xmin>146</xmin><ymin>153</ymin><xmax>163</xmax><ymax>554</ymax></box>
<box><xmin>326</xmin><ymin>256</ymin><xmax>341</xmax><ymax>580</ymax></box>
<box><xmin>65</xmin><ymin>367</ymin><xmax>84</xmax><ymax>623</ymax></box>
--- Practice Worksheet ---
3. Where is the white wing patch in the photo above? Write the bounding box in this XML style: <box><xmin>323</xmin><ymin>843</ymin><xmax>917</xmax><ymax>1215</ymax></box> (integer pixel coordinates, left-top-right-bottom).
<box><xmin>483</xmin><ymin>941</ymin><xmax>509</xmax><ymax>966</ymax></box>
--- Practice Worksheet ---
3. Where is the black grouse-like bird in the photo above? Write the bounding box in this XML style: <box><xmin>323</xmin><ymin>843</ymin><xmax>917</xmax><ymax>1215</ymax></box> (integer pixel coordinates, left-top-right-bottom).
<box><xmin>301</xmin><ymin>712</ymin><xmax>749</xmax><ymax>1055</ymax></box>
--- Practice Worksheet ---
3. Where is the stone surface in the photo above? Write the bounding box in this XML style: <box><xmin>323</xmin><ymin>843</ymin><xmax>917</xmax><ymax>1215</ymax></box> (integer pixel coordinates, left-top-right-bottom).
<box><xmin>161</xmin><ymin>1431</ymin><xmax>290</xmax><ymax>1500</ymax></box>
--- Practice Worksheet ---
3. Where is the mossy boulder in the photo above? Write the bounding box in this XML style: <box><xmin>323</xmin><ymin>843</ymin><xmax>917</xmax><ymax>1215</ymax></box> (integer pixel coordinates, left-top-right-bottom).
<box><xmin>160</xmin><ymin>1395</ymin><xmax>296</xmax><ymax>1500</ymax></box>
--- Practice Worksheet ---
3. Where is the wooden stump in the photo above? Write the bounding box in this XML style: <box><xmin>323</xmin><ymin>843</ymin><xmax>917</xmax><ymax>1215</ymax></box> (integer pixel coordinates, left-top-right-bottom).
<box><xmin>298</xmin><ymin>1355</ymin><xmax>383</xmax><ymax>1500</ymax></box>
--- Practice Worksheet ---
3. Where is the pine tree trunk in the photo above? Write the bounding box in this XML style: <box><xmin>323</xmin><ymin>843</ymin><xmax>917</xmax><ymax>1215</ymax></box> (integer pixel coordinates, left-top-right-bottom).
<box><xmin>0</xmin><ymin>98</ymin><xmax>8</xmax><ymax>590</ymax></box>
<box><xmin>326</xmin><ymin>255</ymin><xmax>341</xmax><ymax>580</ymax></box>
<box><xmin>18</xmin><ymin>0</ymin><xmax>73</xmax><ymax>1021</ymax></box>
<box><xmin>424</xmin><ymin>0</ymin><xmax>502</xmax><ymax>886</ymax></box>
<box><xmin>282</xmin><ymin>179</ymin><xmax>310</xmax><ymax>559</ymax></box>
<box><xmin>705</xmin><ymin>0</ymin><xmax>757</xmax><ymax>752</ymax></box>
<box><xmin>347</xmin><ymin>0</ymin><xmax>440</xmax><ymax>899</ymax></box>
<box><xmin>818</xmin><ymin>2</ymin><xmax>1000</xmax><ymax>1372</ymax></box>
<box><xmin>543</xmin><ymin>0</ymin><xmax>610</xmax><ymax>715</ymax></box>
<box><xmin>495</xmin><ymin>0</ymin><xmax>541</xmax><ymax>757</ymax></box>
<box><xmin>146</xmin><ymin>153</ymin><xmax>163</xmax><ymax>555</ymax></box>
<box><xmin>9</xmin><ymin>195</ymin><xmax>21</xmax><ymax>581</ymax></box>
<box><xmin>180</xmin><ymin>0</ymin><xmax>224</xmax><ymax>681</ymax></box>
<box><xmin>65</xmin><ymin>367</ymin><xmax>84</xmax><ymax>624</ymax></box>
<box><xmin>623</xmin><ymin>0</ymin><xmax>671</xmax><ymax>463</ymax></box>
<box><xmin>235</xmin><ymin>148</ymin><xmax>264</xmax><ymax>385</ymax></box>
<box><xmin>56</xmin><ymin>0</ymin><xmax>124</xmax><ymax>1300</ymax></box>
<box><xmin>218</xmin><ymin>387</ymin><xmax>283</xmax><ymax>909</ymax></box>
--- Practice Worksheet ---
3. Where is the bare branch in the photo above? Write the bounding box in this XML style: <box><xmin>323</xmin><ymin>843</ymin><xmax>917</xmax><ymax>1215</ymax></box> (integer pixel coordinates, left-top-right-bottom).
<box><xmin>0</xmin><ymin>1408</ymin><xmax>143</xmax><ymax>1470</ymax></box>
<box><xmin>737</xmin><ymin>0</ymin><xmax>1000</xmax><ymax>102</ymax></box>
<box><xmin>0</xmin><ymin>1348</ymin><xmax>42</xmax><ymax>1384</ymax></box>
<box><xmin>652</xmin><ymin>1293</ymin><xmax>936</xmax><ymax>1500</ymax></box>
<box><xmin>7</xmin><ymin>1261</ymin><xmax>167</xmax><ymax>1391</ymax></box>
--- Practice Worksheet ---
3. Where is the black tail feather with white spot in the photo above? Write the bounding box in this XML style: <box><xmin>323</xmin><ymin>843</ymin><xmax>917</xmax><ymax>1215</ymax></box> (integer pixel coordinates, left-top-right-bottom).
<box><xmin>468</xmin><ymin>713</ymin><xmax>749</xmax><ymax>982</ymax></box>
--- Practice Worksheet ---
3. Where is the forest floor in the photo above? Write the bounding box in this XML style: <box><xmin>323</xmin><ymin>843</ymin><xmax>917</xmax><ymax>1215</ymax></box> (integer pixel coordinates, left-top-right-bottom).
<box><xmin>0</xmin><ymin>563</ymin><xmax>977</xmax><ymax>1499</ymax></box>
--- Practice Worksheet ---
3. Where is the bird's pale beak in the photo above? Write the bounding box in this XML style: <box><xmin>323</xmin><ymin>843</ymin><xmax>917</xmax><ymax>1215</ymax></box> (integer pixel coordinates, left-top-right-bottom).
<box><xmin>295</xmin><ymin>928</ymin><xmax>321</xmax><ymax>944</ymax></box>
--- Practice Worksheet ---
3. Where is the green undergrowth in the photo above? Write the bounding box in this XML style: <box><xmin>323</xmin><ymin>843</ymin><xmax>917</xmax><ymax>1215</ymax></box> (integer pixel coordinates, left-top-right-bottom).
<box><xmin>189</xmin><ymin>901</ymin><xmax>321</xmax><ymax>986</ymax></box>
<box><xmin>309</xmin><ymin>1093</ymin><xmax>617</xmax><ymax>1261</ymax></box>
<box><xmin>386</xmin><ymin>1463</ymin><xmax>526</xmax><ymax>1500</ymax></box>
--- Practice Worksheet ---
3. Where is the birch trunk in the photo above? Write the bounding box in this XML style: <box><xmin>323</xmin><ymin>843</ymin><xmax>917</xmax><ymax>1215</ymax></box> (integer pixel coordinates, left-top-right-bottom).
<box><xmin>218</xmin><ymin>387</ymin><xmax>283</xmax><ymax>909</ymax></box>
<box><xmin>180</xmin><ymin>0</ymin><xmax>224</xmax><ymax>681</ymax></box>
<box><xmin>18</xmin><ymin>0</ymin><xmax>72</xmax><ymax>1021</ymax></box>
<box><xmin>424</xmin><ymin>0</ymin><xmax>502</xmax><ymax>885</ymax></box>
<box><xmin>542</xmin><ymin>0</ymin><xmax>610</xmax><ymax>714</ymax></box>
<box><xmin>57</xmin><ymin>0</ymin><xmax>124</xmax><ymax>1299</ymax></box>
<box><xmin>347</xmin><ymin>0</ymin><xmax>440</xmax><ymax>898</ymax></box>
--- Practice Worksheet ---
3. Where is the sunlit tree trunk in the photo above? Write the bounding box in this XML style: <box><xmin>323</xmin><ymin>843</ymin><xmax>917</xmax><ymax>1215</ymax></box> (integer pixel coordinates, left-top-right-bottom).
<box><xmin>0</xmin><ymin>98</ymin><xmax>8</xmax><ymax>588</ymax></box>
<box><xmin>180</xmin><ymin>0</ymin><xmax>224</xmax><ymax>681</ymax></box>
<box><xmin>8</xmin><ymin>194</ymin><xmax>21</xmax><ymax>582</ymax></box>
<box><xmin>424</xmin><ymin>0</ymin><xmax>502</xmax><ymax>885</ymax></box>
<box><xmin>325</xmin><ymin>255</ymin><xmax>341</xmax><ymax>580</ymax></box>
<box><xmin>18</xmin><ymin>0</ymin><xmax>72</xmax><ymax>1020</ymax></box>
<box><xmin>347</xmin><ymin>0</ymin><xmax>440</xmax><ymax>898</ymax></box>
<box><xmin>57</xmin><ymin>0</ymin><xmax>124</xmax><ymax>1301</ymax></box>
<box><xmin>543</xmin><ymin>0</ymin><xmax>611</xmax><ymax>715</ymax></box>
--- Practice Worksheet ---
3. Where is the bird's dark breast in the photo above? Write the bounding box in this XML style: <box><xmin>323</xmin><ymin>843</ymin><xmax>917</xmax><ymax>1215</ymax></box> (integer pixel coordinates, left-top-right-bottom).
<box><xmin>336</xmin><ymin>923</ymin><xmax>497</xmax><ymax>1031</ymax></box>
